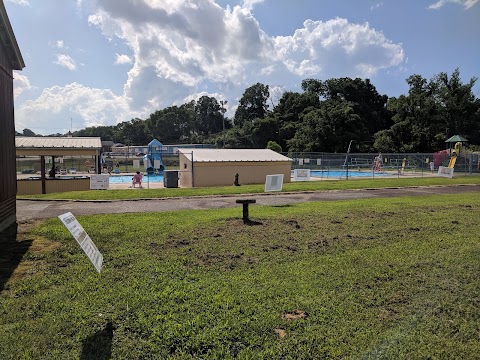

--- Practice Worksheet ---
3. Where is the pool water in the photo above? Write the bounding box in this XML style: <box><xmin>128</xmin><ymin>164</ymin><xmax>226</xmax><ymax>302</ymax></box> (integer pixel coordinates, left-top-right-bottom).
<box><xmin>109</xmin><ymin>174</ymin><xmax>164</xmax><ymax>183</ymax></box>
<box><xmin>310</xmin><ymin>170</ymin><xmax>390</xmax><ymax>178</ymax></box>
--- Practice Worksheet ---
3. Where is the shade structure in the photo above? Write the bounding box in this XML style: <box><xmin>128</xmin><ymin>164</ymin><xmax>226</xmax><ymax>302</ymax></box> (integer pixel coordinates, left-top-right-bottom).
<box><xmin>445</xmin><ymin>135</ymin><xmax>468</xmax><ymax>143</ymax></box>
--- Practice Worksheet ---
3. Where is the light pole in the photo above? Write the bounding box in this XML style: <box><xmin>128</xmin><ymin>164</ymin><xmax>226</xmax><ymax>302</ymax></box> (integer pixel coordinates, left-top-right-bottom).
<box><xmin>220</xmin><ymin>100</ymin><xmax>227</xmax><ymax>148</ymax></box>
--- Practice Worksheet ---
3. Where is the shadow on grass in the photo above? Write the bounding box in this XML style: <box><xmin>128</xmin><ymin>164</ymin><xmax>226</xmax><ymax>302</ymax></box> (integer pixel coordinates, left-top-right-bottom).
<box><xmin>80</xmin><ymin>322</ymin><xmax>114</xmax><ymax>360</ymax></box>
<box><xmin>244</xmin><ymin>219</ymin><xmax>263</xmax><ymax>226</ymax></box>
<box><xmin>0</xmin><ymin>223</ymin><xmax>32</xmax><ymax>293</ymax></box>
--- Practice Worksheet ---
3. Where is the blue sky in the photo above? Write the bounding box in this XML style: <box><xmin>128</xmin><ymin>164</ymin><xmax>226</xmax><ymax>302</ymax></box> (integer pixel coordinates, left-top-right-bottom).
<box><xmin>5</xmin><ymin>0</ymin><xmax>480</xmax><ymax>135</ymax></box>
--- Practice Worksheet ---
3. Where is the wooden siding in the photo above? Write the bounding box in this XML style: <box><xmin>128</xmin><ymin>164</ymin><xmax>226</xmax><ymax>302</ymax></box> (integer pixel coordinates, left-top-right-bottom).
<box><xmin>0</xmin><ymin>38</ymin><xmax>17</xmax><ymax>232</ymax></box>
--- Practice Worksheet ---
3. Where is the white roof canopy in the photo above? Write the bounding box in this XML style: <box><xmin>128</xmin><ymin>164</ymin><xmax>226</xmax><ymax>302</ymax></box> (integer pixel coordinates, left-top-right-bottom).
<box><xmin>178</xmin><ymin>148</ymin><xmax>292</xmax><ymax>162</ymax></box>
<box><xmin>16</xmin><ymin>137</ymin><xmax>102</xmax><ymax>156</ymax></box>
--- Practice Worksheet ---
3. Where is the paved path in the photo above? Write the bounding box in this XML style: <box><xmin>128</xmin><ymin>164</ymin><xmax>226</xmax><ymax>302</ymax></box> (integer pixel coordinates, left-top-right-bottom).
<box><xmin>16</xmin><ymin>185</ymin><xmax>480</xmax><ymax>222</ymax></box>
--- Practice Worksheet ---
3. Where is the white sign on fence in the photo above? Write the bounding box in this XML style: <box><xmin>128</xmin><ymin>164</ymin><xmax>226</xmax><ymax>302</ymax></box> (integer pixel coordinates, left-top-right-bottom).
<box><xmin>133</xmin><ymin>159</ymin><xmax>140</xmax><ymax>168</ymax></box>
<box><xmin>265</xmin><ymin>174</ymin><xmax>284</xmax><ymax>192</ymax></box>
<box><xmin>437</xmin><ymin>166</ymin><xmax>454</xmax><ymax>178</ymax></box>
<box><xmin>294</xmin><ymin>169</ymin><xmax>311</xmax><ymax>181</ymax></box>
<box><xmin>58</xmin><ymin>212</ymin><xmax>103</xmax><ymax>273</ymax></box>
<box><xmin>90</xmin><ymin>174</ymin><xmax>110</xmax><ymax>190</ymax></box>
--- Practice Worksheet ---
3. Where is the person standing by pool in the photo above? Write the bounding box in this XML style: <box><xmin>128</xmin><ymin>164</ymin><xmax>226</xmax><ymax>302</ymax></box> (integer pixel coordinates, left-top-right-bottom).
<box><xmin>374</xmin><ymin>153</ymin><xmax>383</xmax><ymax>172</ymax></box>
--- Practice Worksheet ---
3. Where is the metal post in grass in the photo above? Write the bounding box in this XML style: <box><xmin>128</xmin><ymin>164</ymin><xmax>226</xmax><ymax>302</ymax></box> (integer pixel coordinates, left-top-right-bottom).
<box><xmin>344</xmin><ymin>140</ymin><xmax>354</xmax><ymax>180</ymax></box>
<box><xmin>236</xmin><ymin>199</ymin><xmax>256</xmax><ymax>224</ymax></box>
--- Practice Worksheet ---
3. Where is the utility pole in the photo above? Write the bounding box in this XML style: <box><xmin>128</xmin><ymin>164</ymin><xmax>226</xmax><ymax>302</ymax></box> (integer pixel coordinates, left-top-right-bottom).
<box><xmin>220</xmin><ymin>100</ymin><xmax>227</xmax><ymax>148</ymax></box>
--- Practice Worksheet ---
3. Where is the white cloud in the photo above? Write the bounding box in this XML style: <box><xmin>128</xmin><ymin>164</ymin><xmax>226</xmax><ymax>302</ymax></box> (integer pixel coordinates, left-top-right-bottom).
<box><xmin>49</xmin><ymin>40</ymin><xmax>66</xmax><ymax>49</ymax></box>
<box><xmin>13</xmin><ymin>72</ymin><xmax>32</xmax><ymax>98</ymax></box>
<box><xmin>273</xmin><ymin>18</ymin><xmax>404</xmax><ymax>78</ymax></box>
<box><xmin>54</xmin><ymin>54</ymin><xmax>77</xmax><ymax>71</ymax></box>
<box><xmin>370</xmin><ymin>2</ymin><xmax>383</xmax><ymax>11</ymax></box>
<box><xmin>86</xmin><ymin>1</ymin><xmax>402</xmax><ymax>107</ymax></box>
<box><xmin>242</xmin><ymin>0</ymin><xmax>266</xmax><ymax>11</ymax></box>
<box><xmin>87</xmin><ymin>1</ymin><xmax>275</xmax><ymax>110</ymax></box>
<box><xmin>5</xmin><ymin>0</ymin><xmax>30</xmax><ymax>6</ymax></box>
<box><xmin>15</xmin><ymin>0</ymin><xmax>406</xmax><ymax>134</ymax></box>
<box><xmin>114</xmin><ymin>53</ymin><xmax>133</xmax><ymax>65</ymax></box>
<box><xmin>429</xmin><ymin>0</ymin><xmax>479</xmax><ymax>9</ymax></box>
<box><xmin>15</xmin><ymin>83</ymin><xmax>135</xmax><ymax>132</ymax></box>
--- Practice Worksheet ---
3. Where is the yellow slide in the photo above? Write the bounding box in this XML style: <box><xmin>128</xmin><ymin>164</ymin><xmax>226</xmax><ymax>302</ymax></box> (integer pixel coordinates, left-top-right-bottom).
<box><xmin>448</xmin><ymin>155</ymin><xmax>457</xmax><ymax>168</ymax></box>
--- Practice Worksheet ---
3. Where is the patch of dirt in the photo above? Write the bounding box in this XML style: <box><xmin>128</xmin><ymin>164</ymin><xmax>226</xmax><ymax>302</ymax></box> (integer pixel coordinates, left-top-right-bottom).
<box><xmin>164</xmin><ymin>239</ymin><xmax>191</xmax><ymax>248</ymax></box>
<box><xmin>378</xmin><ymin>308</ymin><xmax>398</xmax><ymax>322</ymax></box>
<box><xmin>282</xmin><ymin>309</ymin><xmax>308</xmax><ymax>321</ymax></box>
<box><xmin>1</xmin><ymin>220</ymin><xmax>59</xmax><ymax>283</ymax></box>
<box><xmin>9</xmin><ymin>260</ymin><xmax>47</xmax><ymax>281</ymax></box>
<box><xmin>283</xmin><ymin>220</ymin><xmax>301</xmax><ymax>229</ymax></box>
<box><xmin>307</xmin><ymin>239</ymin><xmax>329</xmax><ymax>249</ymax></box>
<box><xmin>29</xmin><ymin>237</ymin><xmax>60</xmax><ymax>254</ymax></box>
<box><xmin>274</xmin><ymin>328</ymin><xmax>287</xmax><ymax>339</ymax></box>
<box><xmin>190</xmin><ymin>252</ymin><xmax>257</xmax><ymax>270</ymax></box>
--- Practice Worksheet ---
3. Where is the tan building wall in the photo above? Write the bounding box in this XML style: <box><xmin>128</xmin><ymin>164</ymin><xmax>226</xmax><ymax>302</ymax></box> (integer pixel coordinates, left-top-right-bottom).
<box><xmin>17</xmin><ymin>178</ymin><xmax>91</xmax><ymax>195</ymax></box>
<box><xmin>179</xmin><ymin>153</ymin><xmax>291</xmax><ymax>187</ymax></box>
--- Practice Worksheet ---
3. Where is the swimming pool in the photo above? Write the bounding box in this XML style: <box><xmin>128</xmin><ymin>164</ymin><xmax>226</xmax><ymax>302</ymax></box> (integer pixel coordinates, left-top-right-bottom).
<box><xmin>310</xmin><ymin>170</ymin><xmax>391</xmax><ymax>178</ymax></box>
<box><xmin>109</xmin><ymin>174</ymin><xmax>164</xmax><ymax>183</ymax></box>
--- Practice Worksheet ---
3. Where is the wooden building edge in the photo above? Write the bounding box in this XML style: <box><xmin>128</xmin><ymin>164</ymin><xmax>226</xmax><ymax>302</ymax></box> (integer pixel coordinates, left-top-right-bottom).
<box><xmin>0</xmin><ymin>2</ymin><xmax>25</xmax><ymax>233</ymax></box>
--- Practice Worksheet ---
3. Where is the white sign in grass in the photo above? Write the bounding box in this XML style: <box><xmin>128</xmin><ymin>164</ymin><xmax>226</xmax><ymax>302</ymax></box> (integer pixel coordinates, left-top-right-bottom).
<box><xmin>294</xmin><ymin>169</ymin><xmax>311</xmax><ymax>181</ymax></box>
<box><xmin>265</xmin><ymin>174</ymin><xmax>284</xmax><ymax>192</ymax></box>
<box><xmin>58</xmin><ymin>212</ymin><xmax>103</xmax><ymax>273</ymax></box>
<box><xmin>437</xmin><ymin>166</ymin><xmax>454</xmax><ymax>178</ymax></box>
<box><xmin>89</xmin><ymin>174</ymin><xmax>109</xmax><ymax>190</ymax></box>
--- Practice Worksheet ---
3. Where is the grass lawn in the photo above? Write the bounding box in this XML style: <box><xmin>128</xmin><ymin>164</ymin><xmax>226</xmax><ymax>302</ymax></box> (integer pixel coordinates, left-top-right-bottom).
<box><xmin>2</xmin><ymin>192</ymin><xmax>480</xmax><ymax>358</ymax></box>
<box><xmin>17</xmin><ymin>175</ymin><xmax>480</xmax><ymax>201</ymax></box>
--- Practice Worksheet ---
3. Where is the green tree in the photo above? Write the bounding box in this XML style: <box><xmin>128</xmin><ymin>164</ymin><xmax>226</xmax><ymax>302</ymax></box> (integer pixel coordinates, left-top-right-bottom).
<box><xmin>374</xmin><ymin>69</ymin><xmax>480</xmax><ymax>152</ymax></box>
<box><xmin>303</xmin><ymin>77</ymin><xmax>390</xmax><ymax>142</ymax></box>
<box><xmin>115</xmin><ymin>118</ymin><xmax>148</xmax><ymax>145</ymax></box>
<box><xmin>22</xmin><ymin>128</ymin><xmax>36</xmax><ymax>137</ymax></box>
<box><xmin>194</xmin><ymin>96</ymin><xmax>224</xmax><ymax>138</ymax></box>
<box><xmin>145</xmin><ymin>103</ymin><xmax>196</xmax><ymax>144</ymax></box>
<box><xmin>266</xmin><ymin>140</ymin><xmax>282</xmax><ymax>153</ymax></box>
<box><xmin>234</xmin><ymin>83</ymin><xmax>270</xmax><ymax>127</ymax></box>
<box><xmin>289</xmin><ymin>100</ymin><xmax>366</xmax><ymax>153</ymax></box>
<box><xmin>433</xmin><ymin>69</ymin><xmax>480</xmax><ymax>144</ymax></box>
<box><xmin>74</xmin><ymin>125</ymin><xmax>117</xmax><ymax>141</ymax></box>
<box><xmin>273</xmin><ymin>91</ymin><xmax>320</xmax><ymax>150</ymax></box>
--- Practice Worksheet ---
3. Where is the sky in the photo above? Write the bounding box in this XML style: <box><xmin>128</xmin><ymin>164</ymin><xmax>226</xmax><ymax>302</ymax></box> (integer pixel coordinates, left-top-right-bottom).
<box><xmin>5</xmin><ymin>0</ymin><xmax>480</xmax><ymax>135</ymax></box>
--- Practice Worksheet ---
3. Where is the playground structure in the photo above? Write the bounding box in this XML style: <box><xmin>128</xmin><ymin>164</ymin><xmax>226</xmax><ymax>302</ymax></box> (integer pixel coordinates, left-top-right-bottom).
<box><xmin>433</xmin><ymin>135</ymin><xmax>469</xmax><ymax>170</ymax></box>
<box><xmin>143</xmin><ymin>139</ymin><xmax>165</xmax><ymax>175</ymax></box>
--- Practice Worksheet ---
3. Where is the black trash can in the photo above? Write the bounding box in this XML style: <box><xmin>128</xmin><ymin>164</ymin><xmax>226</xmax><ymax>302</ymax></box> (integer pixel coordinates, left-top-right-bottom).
<box><xmin>163</xmin><ymin>170</ymin><xmax>179</xmax><ymax>188</ymax></box>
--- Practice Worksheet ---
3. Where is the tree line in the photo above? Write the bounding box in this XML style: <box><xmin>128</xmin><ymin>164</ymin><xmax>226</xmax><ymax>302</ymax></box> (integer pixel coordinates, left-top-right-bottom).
<box><xmin>19</xmin><ymin>69</ymin><xmax>480</xmax><ymax>153</ymax></box>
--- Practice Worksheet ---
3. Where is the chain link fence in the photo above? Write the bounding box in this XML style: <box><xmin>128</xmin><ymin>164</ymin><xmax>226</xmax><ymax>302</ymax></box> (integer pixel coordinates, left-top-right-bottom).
<box><xmin>285</xmin><ymin>152</ymin><xmax>480</xmax><ymax>180</ymax></box>
<box><xmin>17</xmin><ymin>151</ymin><xmax>480</xmax><ymax>183</ymax></box>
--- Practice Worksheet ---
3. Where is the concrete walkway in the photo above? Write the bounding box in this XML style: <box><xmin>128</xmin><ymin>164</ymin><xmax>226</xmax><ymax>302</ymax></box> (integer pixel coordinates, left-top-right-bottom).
<box><xmin>16</xmin><ymin>184</ymin><xmax>480</xmax><ymax>222</ymax></box>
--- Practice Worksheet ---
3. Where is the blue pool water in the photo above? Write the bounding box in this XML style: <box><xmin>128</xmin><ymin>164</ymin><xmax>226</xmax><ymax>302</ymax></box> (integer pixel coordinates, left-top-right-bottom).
<box><xmin>109</xmin><ymin>171</ymin><xmax>389</xmax><ymax>183</ymax></box>
<box><xmin>310</xmin><ymin>170</ymin><xmax>391</xmax><ymax>178</ymax></box>
<box><xmin>109</xmin><ymin>174</ymin><xmax>164</xmax><ymax>183</ymax></box>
